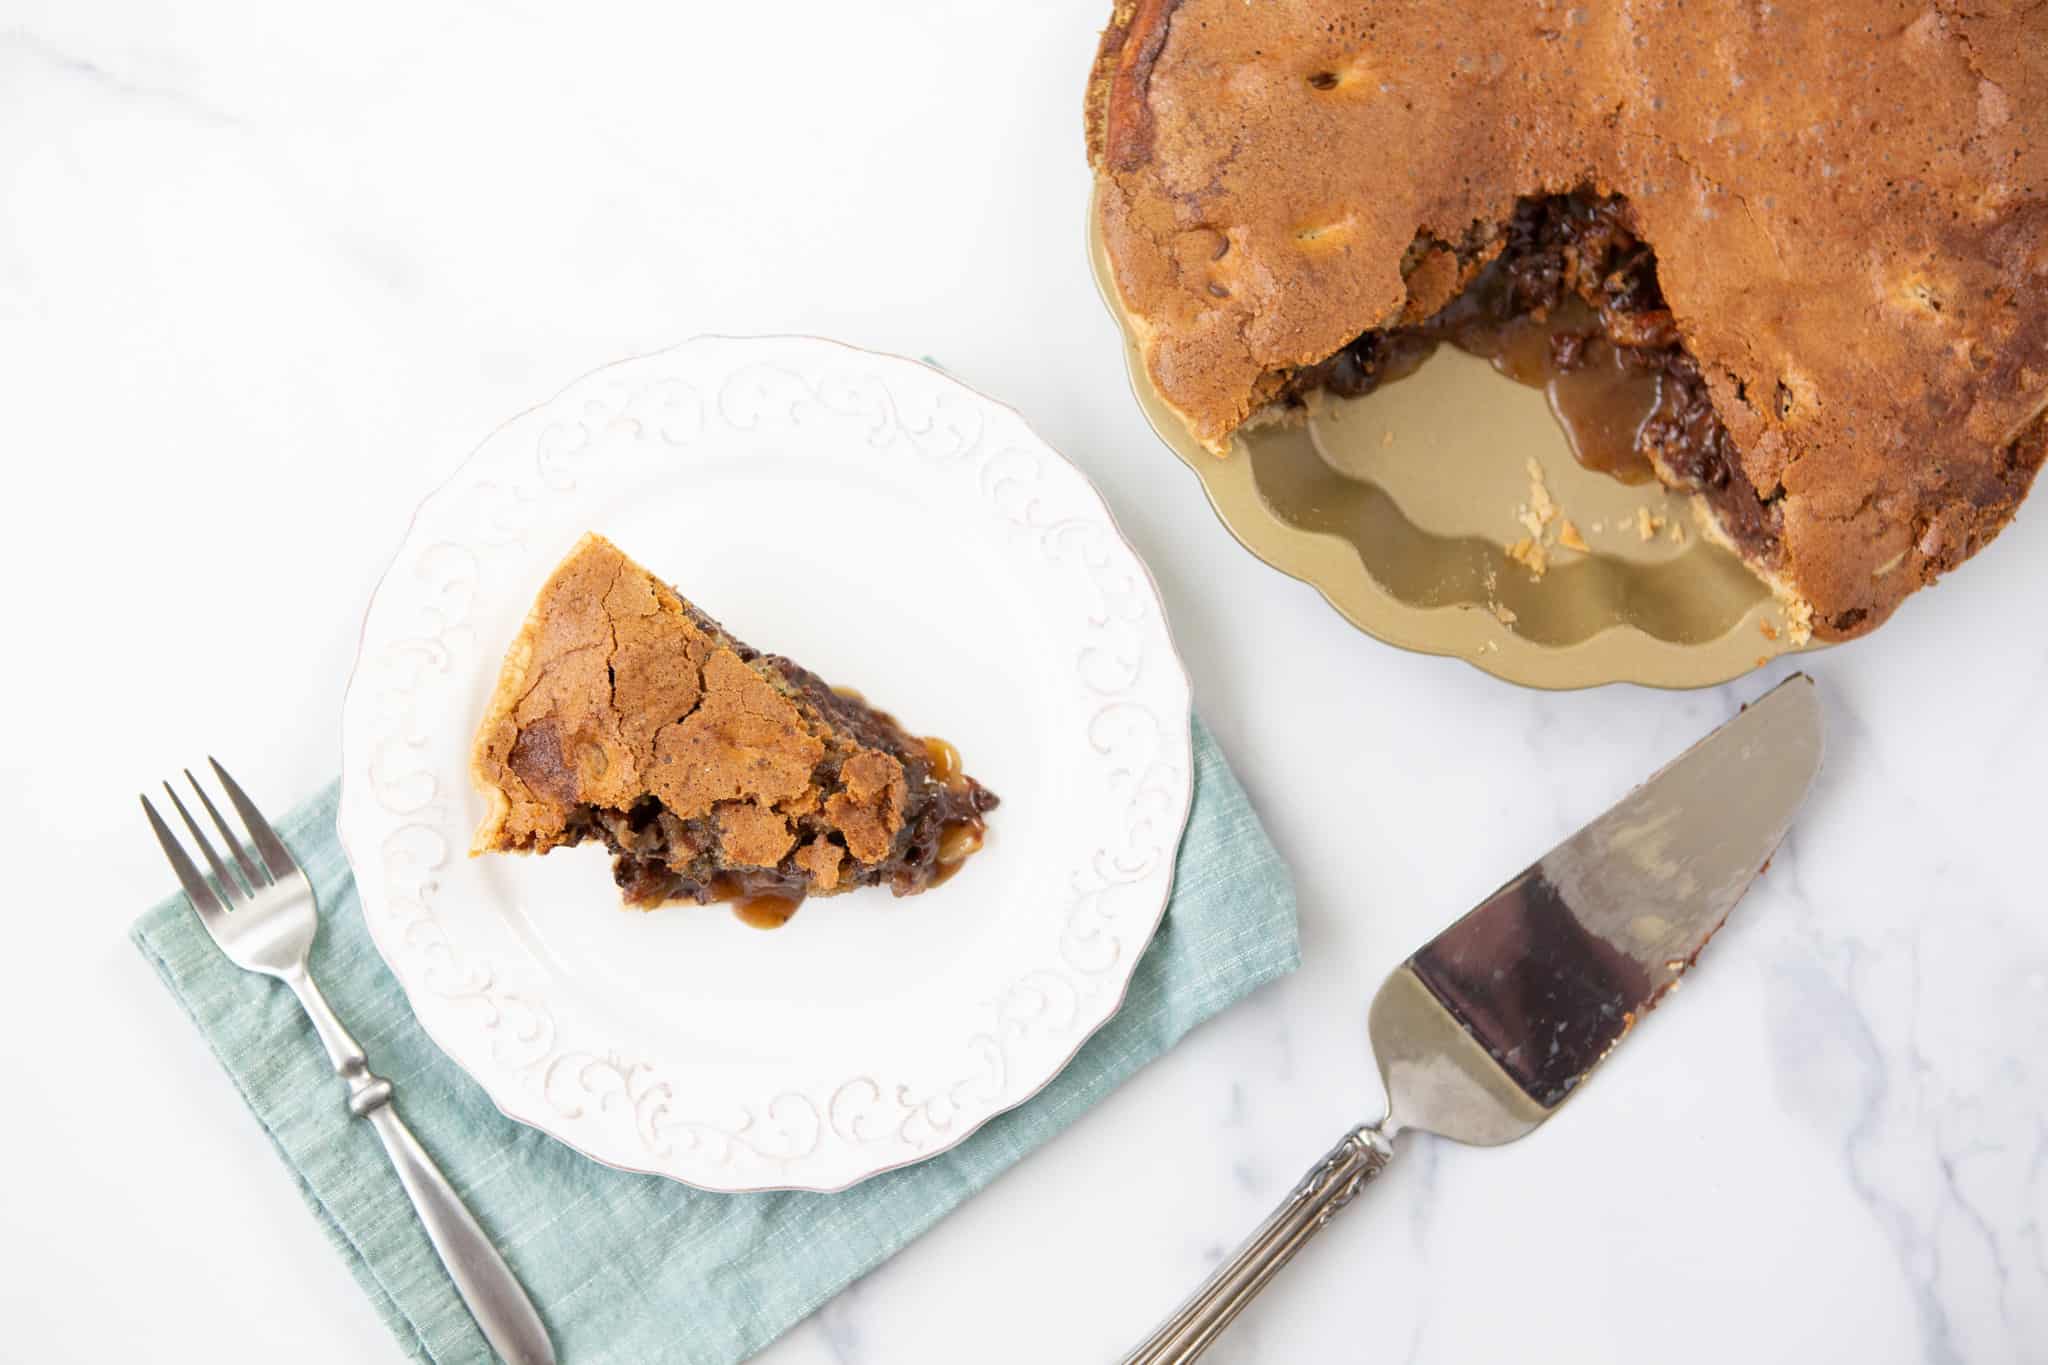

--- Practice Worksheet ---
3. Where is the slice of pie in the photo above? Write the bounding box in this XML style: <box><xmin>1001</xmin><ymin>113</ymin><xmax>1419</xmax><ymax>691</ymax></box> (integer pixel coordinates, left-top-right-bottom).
<box><xmin>1087</xmin><ymin>1</ymin><xmax>2047</xmax><ymax>640</ymax></box>
<box><xmin>470</xmin><ymin>533</ymin><xmax>997</xmax><ymax>917</ymax></box>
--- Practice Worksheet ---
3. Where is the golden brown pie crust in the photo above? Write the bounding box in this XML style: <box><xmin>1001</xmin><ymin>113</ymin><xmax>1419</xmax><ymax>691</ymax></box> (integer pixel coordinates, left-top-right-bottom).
<box><xmin>1087</xmin><ymin>0</ymin><xmax>2048</xmax><ymax>638</ymax></box>
<box><xmin>471</xmin><ymin>533</ymin><xmax>994</xmax><ymax>907</ymax></box>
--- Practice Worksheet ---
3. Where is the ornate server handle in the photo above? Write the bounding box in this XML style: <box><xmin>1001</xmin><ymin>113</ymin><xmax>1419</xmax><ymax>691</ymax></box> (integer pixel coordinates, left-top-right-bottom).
<box><xmin>1122</xmin><ymin>1122</ymin><xmax>1395</xmax><ymax>1364</ymax></box>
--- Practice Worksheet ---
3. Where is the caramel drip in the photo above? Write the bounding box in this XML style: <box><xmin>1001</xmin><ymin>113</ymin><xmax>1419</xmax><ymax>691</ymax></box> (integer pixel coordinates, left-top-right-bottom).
<box><xmin>732</xmin><ymin>894</ymin><xmax>801</xmax><ymax>930</ymax></box>
<box><xmin>1428</xmin><ymin>293</ymin><xmax>1659</xmax><ymax>485</ymax></box>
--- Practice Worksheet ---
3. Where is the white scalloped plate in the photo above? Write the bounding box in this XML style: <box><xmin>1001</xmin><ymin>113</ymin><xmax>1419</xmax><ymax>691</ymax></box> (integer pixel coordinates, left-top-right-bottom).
<box><xmin>336</xmin><ymin>337</ymin><xmax>1193</xmax><ymax>1191</ymax></box>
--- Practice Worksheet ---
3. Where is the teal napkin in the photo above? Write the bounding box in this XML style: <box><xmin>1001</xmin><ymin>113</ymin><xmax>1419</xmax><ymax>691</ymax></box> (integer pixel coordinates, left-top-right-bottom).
<box><xmin>131</xmin><ymin>717</ymin><xmax>1298</xmax><ymax>1365</ymax></box>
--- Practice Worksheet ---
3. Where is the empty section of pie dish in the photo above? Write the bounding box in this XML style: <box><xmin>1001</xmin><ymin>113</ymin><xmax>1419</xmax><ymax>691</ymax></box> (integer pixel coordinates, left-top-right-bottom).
<box><xmin>1092</xmin><ymin>201</ymin><xmax>1803</xmax><ymax>690</ymax></box>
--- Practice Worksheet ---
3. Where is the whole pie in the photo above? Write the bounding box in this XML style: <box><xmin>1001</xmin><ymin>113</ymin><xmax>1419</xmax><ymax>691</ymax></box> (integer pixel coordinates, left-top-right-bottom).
<box><xmin>1087</xmin><ymin>1</ymin><xmax>2047</xmax><ymax>639</ymax></box>
<box><xmin>471</xmin><ymin>533</ymin><xmax>997</xmax><ymax>917</ymax></box>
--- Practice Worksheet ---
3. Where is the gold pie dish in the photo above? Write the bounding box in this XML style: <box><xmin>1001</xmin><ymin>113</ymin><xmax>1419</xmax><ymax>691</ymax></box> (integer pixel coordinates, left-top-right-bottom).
<box><xmin>1089</xmin><ymin>199</ymin><xmax>1813</xmax><ymax>691</ymax></box>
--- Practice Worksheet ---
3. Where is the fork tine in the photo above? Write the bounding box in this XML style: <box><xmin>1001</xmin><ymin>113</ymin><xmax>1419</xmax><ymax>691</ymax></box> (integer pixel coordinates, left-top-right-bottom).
<box><xmin>187</xmin><ymin>769</ymin><xmax>267</xmax><ymax>889</ymax></box>
<box><xmin>209</xmin><ymin>757</ymin><xmax>299</xmax><ymax>881</ymax></box>
<box><xmin>141</xmin><ymin>795</ymin><xmax>228</xmax><ymax>930</ymax></box>
<box><xmin>165</xmin><ymin>782</ymin><xmax>246</xmax><ymax>906</ymax></box>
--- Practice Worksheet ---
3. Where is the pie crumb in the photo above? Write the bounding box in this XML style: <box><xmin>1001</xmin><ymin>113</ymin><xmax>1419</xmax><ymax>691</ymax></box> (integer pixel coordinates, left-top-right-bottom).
<box><xmin>1525</xmin><ymin>459</ymin><xmax>1558</xmax><ymax>528</ymax></box>
<box><xmin>1506</xmin><ymin>536</ymin><xmax>1549</xmax><ymax>577</ymax></box>
<box><xmin>1667</xmin><ymin>520</ymin><xmax>1687</xmax><ymax>545</ymax></box>
<box><xmin>1558</xmin><ymin>519</ymin><xmax>1589</xmax><ymax>553</ymax></box>
<box><xmin>1760</xmin><ymin>620</ymin><xmax>1780</xmax><ymax>641</ymax></box>
<box><xmin>1785</xmin><ymin>600</ymin><xmax>1815</xmax><ymax>646</ymax></box>
<box><xmin>1636</xmin><ymin>506</ymin><xmax>1665</xmax><ymax>541</ymax></box>
<box><xmin>1492</xmin><ymin>601</ymin><xmax>1519</xmax><ymax>625</ymax></box>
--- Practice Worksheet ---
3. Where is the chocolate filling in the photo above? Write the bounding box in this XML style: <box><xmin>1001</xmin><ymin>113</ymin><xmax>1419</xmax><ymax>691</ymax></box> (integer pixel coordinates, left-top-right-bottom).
<box><xmin>1281</xmin><ymin>192</ymin><xmax>1784</xmax><ymax>566</ymax></box>
<box><xmin>564</xmin><ymin>655</ymin><xmax>996</xmax><ymax>911</ymax></box>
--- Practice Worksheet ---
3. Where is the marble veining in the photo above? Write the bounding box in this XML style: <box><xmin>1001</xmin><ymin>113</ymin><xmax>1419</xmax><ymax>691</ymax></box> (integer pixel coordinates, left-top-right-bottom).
<box><xmin>5</xmin><ymin>2</ymin><xmax>2045</xmax><ymax>1363</ymax></box>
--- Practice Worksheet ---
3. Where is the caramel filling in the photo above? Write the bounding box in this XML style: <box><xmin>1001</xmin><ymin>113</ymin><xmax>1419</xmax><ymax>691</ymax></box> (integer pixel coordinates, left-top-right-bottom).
<box><xmin>580</xmin><ymin>706</ymin><xmax>996</xmax><ymax>928</ymax></box>
<box><xmin>1281</xmin><ymin>192</ymin><xmax>1783</xmax><ymax>565</ymax></box>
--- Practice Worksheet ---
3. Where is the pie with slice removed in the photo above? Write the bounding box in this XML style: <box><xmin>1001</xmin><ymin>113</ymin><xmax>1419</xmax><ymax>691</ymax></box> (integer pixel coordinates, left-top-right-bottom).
<box><xmin>471</xmin><ymin>533</ymin><xmax>997</xmax><ymax>915</ymax></box>
<box><xmin>1087</xmin><ymin>0</ymin><xmax>2047</xmax><ymax>640</ymax></box>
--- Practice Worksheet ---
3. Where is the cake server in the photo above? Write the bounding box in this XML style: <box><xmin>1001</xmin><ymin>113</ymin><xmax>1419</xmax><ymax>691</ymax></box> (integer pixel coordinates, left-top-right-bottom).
<box><xmin>1124</xmin><ymin>673</ymin><xmax>1824</xmax><ymax>1364</ymax></box>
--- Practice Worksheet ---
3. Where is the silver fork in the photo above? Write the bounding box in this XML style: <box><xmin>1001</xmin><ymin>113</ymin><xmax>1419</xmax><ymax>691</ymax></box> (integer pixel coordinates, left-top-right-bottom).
<box><xmin>143</xmin><ymin>759</ymin><xmax>556</xmax><ymax>1365</ymax></box>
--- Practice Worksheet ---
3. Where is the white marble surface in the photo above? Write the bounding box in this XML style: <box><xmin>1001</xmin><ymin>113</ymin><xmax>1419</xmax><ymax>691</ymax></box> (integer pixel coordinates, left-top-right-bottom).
<box><xmin>1</xmin><ymin>2</ymin><xmax>2043</xmax><ymax>1361</ymax></box>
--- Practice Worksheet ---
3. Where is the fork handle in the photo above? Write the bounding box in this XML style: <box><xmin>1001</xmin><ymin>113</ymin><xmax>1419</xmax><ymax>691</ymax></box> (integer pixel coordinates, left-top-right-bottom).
<box><xmin>287</xmin><ymin>973</ymin><xmax>556</xmax><ymax>1365</ymax></box>
<box><xmin>1121</xmin><ymin>1122</ymin><xmax>1395</xmax><ymax>1364</ymax></box>
<box><xmin>286</xmin><ymin>971</ymin><xmax>394</xmax><ymax>1117</ymax></box>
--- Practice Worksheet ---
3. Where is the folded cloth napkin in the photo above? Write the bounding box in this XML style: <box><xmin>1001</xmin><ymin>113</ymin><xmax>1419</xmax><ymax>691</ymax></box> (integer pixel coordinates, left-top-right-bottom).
<box><xmin>132</xmin><ymin>717</ymin><xmax>1297</xmax><ymax>1365</ymax></box>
